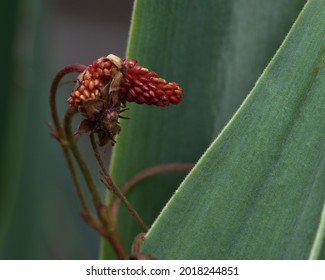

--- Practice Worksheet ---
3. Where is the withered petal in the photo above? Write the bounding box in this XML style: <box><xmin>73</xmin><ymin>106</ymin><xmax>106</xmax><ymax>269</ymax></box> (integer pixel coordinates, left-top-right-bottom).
<box><xmin>76</xmin><ymin>119</ymin><xmax>95</xmax><ymax>135</ymax></box>
<box><xmin>80</xmin><ymin>99</ymin><xmax>105</xmax><ymax>120</ymax></box>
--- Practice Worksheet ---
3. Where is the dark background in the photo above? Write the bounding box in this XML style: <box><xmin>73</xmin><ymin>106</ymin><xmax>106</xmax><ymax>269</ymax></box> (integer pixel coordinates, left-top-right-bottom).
<box><xmin>0</xmin><ymin>0</ymin><xmax>133</xmax><ymax>259</ymax></box>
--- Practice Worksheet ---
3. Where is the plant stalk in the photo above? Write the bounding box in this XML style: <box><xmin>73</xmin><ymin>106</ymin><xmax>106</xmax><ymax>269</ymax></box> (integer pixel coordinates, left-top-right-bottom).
<box><xmin>89</xmin><ymin>133</ymin><xmax>149</xmax><ymax>232</ymax></box>
<box><xmin>49</xmin><ymin>65</ymin><xmax>90</xmax><ymax>214</ymax></box>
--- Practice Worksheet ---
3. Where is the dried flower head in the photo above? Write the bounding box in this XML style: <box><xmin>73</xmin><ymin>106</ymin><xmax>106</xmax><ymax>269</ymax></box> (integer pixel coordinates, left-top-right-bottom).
<box><xmin>76</xmin><ymin>99</ymin><xmax>124</xmax><ymax>146</ymax></box>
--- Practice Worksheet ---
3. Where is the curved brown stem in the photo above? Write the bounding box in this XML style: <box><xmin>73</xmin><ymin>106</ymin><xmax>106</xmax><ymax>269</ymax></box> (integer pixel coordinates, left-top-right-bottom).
<box><xmin>105</xmin><ymin>232</ymin><xmax>127</xmax><ymax>260</ymax></box>
<box><xmin>89</xmin><ymin>133</ymin><xmax>149</xmax><ymax>233</ymax></box>
<box><xmin>82</xmin><ymin>212</ymin><xmax>127</xmax><ymax>259</ymax></box>
<box><xmin>64</xmin><ymin>107</ymin><xmax>127</xmax><ymax>259</ymax></box>
<box><xmin>64</xmin><ymin>108</ymin><xmax>103</xmax><ymax>209</ymax></box>
<box><xmin>50</xmin><ymin>64</ymin><xmax>86</xmax><ymax>137</ymax></box>
<box><xmin>110</xmin><ymin>163</ymin><xmax>194</xmax><ymax>224</ymax></box>
<box><xmin>49</xmin><ymin>65</ymin><xmax>90</xmax><ymax>214</ymax></box>
<box><xmin>50</xmin><ymin>64</ymin><xmax>127</xmax><ymax>259</ymax></box>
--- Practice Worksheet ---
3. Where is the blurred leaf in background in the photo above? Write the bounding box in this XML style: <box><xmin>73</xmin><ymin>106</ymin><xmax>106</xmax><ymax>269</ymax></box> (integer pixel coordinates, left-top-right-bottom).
<box><xmin>0</xmin><ymin>0</ymin><xmax>95</xmax><ymax>259</ymax></box>
<box><xmin>0</xmin><ymin>0</ymin><xmax>22</xmax><ymax>257</ymax></box>
<box><xmin>0</xmin><ymin>0</ymin><xmax>132</xmax><ymax>259</ymax></box>
<box><xmin>101</xmin><ymin>0</ymin><xmax>306</xmax><ymax>258</ymax></box>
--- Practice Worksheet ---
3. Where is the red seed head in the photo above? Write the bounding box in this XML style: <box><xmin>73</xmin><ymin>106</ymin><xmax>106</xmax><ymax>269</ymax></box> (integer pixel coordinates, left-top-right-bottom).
<box><xmin>67</xmin><ymin>55</ymin><xmax>122</xmax><ymax>108</ymax></box>
<box><xmin>67</xmin><ymin>55</ymin><xmax>183</xmax><ymax>108</ymax></box>
<box><xmin>120</xmin><ymin>59</ymin><xmax>183</xmax><ymax>106</ymax></box>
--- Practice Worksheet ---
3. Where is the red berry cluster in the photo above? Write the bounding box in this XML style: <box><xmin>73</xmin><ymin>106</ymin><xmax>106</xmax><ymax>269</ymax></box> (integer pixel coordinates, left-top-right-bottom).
<box><xmin>121</xmin><ymin>59</ymin><xmax>183</xmax><ymax>106</ymax></box>
<box><xmin>67</xmin><ymin>54</ymin><xmax>183</xmax><ymax>108</ymax></box>
<box><xmin>65</xmin><ymin>54</ymin><xmax>183</xmax><ymax>146</ymax></box>
<box><xmin>67</xmin><ymin>57</ymin><xmax>118</xmax><ymax>108</ymax></box>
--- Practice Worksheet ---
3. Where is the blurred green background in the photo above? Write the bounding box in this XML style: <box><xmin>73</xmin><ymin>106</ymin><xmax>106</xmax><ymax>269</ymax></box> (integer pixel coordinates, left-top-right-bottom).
<box><xmin>0</xmin><ymin>0</ymin><xmax>133</xmax><ymax>259</ymax></box>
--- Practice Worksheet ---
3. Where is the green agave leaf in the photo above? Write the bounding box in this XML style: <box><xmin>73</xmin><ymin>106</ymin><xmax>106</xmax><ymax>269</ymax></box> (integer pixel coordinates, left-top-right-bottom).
<box><xmin>141</xmin><ymin>0</ymin><xmax>325</xmax><ymax>259</ymax></box>
<box><xmin>101</xmin><ymin>0</ymin><xmax>305</xmax><ymax>258</ymax></box>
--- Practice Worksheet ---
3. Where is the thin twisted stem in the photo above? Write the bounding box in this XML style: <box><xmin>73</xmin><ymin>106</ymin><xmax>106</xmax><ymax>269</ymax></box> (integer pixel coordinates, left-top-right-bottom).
<box><xmin>50</xmin><ymin>65</ymin><xmax>127</xmax><ymax>259</ymax></box>
<box><xmin>89</xmin><ymin>133</ymin><xmax>149</xmax><ymax>232</ymax></box>
<box><xmin>49</xmin><ymin>65</ymin><xmax>90</xmax><ymax>214</ymax></box>
<box><xmin>110</xmin><ymin>163</ymin><xmax>194</xmax><ymax>224</ymax></box>
<box><xmin>64</xmin><ymin>108</ymin><xmax>104</xmax><ymax>209</ymax></box>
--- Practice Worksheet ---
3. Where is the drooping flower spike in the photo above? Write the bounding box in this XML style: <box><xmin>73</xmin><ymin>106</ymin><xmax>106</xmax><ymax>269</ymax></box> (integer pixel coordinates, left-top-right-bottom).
<box><xmin>67</xmin><ymin>54</ymin><xmax>183</xmax><ymax>146</ymax></box>
<box><xmin>67</xmin><ymin>54</ymin><xmax>183</xmax><ymax>108</ymax></box>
